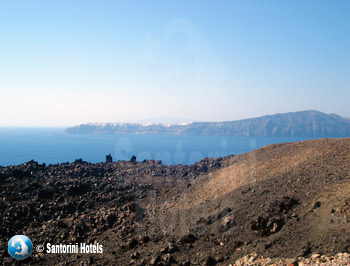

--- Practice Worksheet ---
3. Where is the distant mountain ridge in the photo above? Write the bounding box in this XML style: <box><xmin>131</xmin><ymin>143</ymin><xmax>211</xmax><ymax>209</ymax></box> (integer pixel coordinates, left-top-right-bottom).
<box><xmin>64</xmin><ymin>110</ymin><xmax>350</xmax><ymax>137</ymax></box>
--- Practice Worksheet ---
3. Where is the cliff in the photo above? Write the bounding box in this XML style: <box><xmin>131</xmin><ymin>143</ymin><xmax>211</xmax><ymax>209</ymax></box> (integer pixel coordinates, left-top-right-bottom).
<box><xmin>64</xmin><ymin>110</ymin><xmax>350</xmax><ymax>137</ymax></box>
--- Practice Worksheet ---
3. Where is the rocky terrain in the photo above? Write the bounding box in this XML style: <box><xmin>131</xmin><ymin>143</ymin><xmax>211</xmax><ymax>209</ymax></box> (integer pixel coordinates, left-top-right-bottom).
<box><xmin>65</xmin><ymin>110</ymin><xmax>350</xmax><ymax>137</ymax></box>
<box><xmin>234</xmin><ymin>252</ymin><xmax>350</xmax><ymax>265</ymax></box>
<box><xmin>1</xmin><ymin>138</ymin><xmax>350</xmax><ymax>265</ymax></box>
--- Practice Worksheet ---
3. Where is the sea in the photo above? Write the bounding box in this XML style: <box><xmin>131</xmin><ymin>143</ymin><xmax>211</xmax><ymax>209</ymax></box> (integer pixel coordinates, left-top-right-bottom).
<box><xmin>0</xmin><ymin>127</ymin><xmax>315</xmax><ymax>166</ymax></box>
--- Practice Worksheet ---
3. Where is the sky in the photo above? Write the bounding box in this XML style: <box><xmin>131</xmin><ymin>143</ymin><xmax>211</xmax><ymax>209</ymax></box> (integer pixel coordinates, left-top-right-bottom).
<box><xmin>0</xmin><ymin>0</ymin><xmax>349</xmax><ymax>126</ymax></box>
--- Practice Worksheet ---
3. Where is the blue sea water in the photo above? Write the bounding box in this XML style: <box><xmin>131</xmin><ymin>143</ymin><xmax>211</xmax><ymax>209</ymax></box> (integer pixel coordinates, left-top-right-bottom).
<box><xmin>0</xmin><ymin>128</ymin><xmax>315</xmax><ymax>166</ymax></box>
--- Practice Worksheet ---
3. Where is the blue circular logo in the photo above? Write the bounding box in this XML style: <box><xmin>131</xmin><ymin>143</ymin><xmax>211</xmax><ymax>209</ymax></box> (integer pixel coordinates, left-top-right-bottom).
<box><xmin>8</xmin><ymin>235</ymin><xmax>33</xmax><ymax>260</ymax></box>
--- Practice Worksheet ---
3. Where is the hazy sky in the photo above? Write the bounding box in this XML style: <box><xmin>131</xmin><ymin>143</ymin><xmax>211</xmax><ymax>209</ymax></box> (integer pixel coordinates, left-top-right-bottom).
<box><xmin>0</xmin><ymin>0</ymin><xmax>349</xmax><ymax>126</ymax></box>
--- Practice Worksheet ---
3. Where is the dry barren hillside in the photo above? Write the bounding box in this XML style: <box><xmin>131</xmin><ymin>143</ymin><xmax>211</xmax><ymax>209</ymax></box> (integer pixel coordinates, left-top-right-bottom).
<box><xmin>175</xmin><ymin>138</ymin><xmax>350</xmax><ymax>208</ymax></box>
<box><xmin>1</xmin><ymin>138</ymin><xmax>350</xmax><ymax>265</ymax></box>
<box><xmin>156</xmin><ymin>138</ymin><xmax>350</xmax><ymax>264</ymax></box>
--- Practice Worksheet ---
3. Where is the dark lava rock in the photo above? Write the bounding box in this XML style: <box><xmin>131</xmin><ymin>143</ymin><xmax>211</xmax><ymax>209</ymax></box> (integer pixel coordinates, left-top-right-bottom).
<box><xmin>164</xmin><ymin>254</ymin><xmax>177</xmax><ymax>264</ymax></box>
<box><xmin>310</xmin><ymin>201</ymin><xmax>322</xmax><ymax>211</ymax></box>
<box><xmin>150</xmin><ymin>254</ymin><xmax>162</xmax><ymax>265</ymax></box>
<box><xmin>250</xmin><ymin>197</ymin><xmax>299</xmax><ymax>237</ymax></box>
<box><xmin>181</xmin><ymin>261</ymin><xmax>191</xmax><ymax>266</ymax></box>
<box><xmin>67</xmin><ymin>183</ymin><xmax>91</xmax><ymax>196</ymax></box>
<box><xmin>298</xmin><ymin>242</ymin><xmax>312</xmax><ymax>257</ymax></box>
<box><xmin>202</xmin><ymin>256</ymin><xmax>217</xmax><ymax>266</ymax></box>
<box><xmin>128</xmin><ymin>238</ymin><xmax>139</xmax><ymax>249</ymax></box>
<box><xmin>269</xmin><ymin>196</ymin><xmax>299</xmax><ymax>214</ymax></box>
<box><xmin>11</xmin><ymin>169</ymin><xmax>31</xmax><ymax>179</ymax></box>
<box><xmin>251</xmin><ymin>216</ymin><xmax>285</xmax><ymax>236</ymax></box>
<box><xmin>106</xmin><ymin>154</ymin><xmax>113</xmax><ymax>163</ymax></box>
<box><xmin>74</xmin><ymin>158</ymin><xmax>85</xmax><ymax>164</ymax></box>
<box><xmin>37</xmin><ymin>189</ymin><xmax>54</xmax><ymax>199</ymax></box>
<box><xmin>220</xmin><ymin>214</ymin><xmax>236</xmax><ymax>232</ymax></box>
<box><xmin>180</xmin><ymin>233</ymin><xmax>197</xmax><ymax>244</ymax></box>
<box><xmin>130</xmin><ymin>155</ymin><xmax>137</xmax><ymax>164</ymax></box>
<box><xmin>160</xmin><ymin>242</ymin><xmax>179</xmax><ymax>254</ymax></box>
<box><xmin>141</xmin><ymin>235</ymin><xmax>151</xmax><ymax>244</ymax></box>
<box><xmin>131</xmin><ymin>252</ymin><xmax>140</xmax><ymax>259</ymax></box>
<box><xmin>106</xmin><ymin>213</ymin><xmax>117</xmax><ymax>228</ymax></box>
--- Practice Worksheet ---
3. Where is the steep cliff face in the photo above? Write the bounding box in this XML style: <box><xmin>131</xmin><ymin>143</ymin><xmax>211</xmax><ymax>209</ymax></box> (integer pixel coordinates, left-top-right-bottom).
<box><xmin>65</xmin><ymin>110</ymin><xmax>350</xmax><ymax>137</ymax></box>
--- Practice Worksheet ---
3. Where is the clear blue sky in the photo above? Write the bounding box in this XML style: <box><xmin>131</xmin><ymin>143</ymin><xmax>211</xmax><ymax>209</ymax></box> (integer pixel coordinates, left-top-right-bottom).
<box><xmin>0</xmin><ymin>0</ymin><xmax>349</xmax><ymax>126</ymax></box>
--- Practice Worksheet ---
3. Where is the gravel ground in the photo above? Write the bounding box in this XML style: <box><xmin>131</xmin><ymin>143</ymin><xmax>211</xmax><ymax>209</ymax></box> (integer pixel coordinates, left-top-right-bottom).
<box><xmin>233</xmin><ymin>253</ymin><xmax>350</xmax><ymax>266</ymax></box>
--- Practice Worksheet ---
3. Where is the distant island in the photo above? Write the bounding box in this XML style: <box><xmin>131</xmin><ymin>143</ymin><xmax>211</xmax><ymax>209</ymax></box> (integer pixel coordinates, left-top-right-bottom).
<box><xmin>64</xmin><ymin>110</ymin><xmax>350</xmax><ymax>137</ymax></box>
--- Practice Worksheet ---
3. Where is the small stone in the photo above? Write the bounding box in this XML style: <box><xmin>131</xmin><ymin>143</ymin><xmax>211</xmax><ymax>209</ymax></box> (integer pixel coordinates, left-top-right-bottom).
<box><xmin>130</xmin><ymin>155</ymin><xmax>137</xmax><ymax>163</ymax></box>
<box><xmin>161</xmin><ymin>242</ymin><xmax>179</xmax><ymax>254</ymax></box>
<box><xmin>105</xmin><ymin>154</ymin><xmax>113</xmax><ymax>163</ymax></box>
<box><xmin>141</xmin><ymin>235</ymin><xmax>151</xmax><ymax>244</ymax></box>
<box><xmin>203</xmin><ymin>256</ymin><xmax>217</xmax><ymax>266</ymax></box>
<box><xmin>150</xmin><ymin>255</ymin><xmax>162</xmax><ymax>265</ymax></box>
<box><xmin>164</xmin><ymin>254</ymin><xmax>177</xmax><ymax>264</ymax></box>
<box><xmin>131</xmin><ymin>252</ymin><xmax>140</xmax><ymax>259</ymax></box>
<box><xmin>311</xmin><ymin>253</ymin><xmax>321</xmax><ymax>259</ymax></box>
<box><xmin>128</xmin><ymin>238</ymin><xmax>138</xmax><ymax>249</ymax></box>
<box><xmin>181</xmin><ymin>233</ymin><xmax>197</xmax><ymax>244</ymax></box>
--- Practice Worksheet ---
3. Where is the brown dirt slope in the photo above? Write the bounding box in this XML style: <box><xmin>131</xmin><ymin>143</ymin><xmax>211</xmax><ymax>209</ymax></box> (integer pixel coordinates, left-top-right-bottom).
<box><xmin>158</xmin><ymin>138</ymin><xmax>350</xmax><ymax>264</ymax></box>
<box><xmin>176</xmin><ymin>138</ymin><xmax>350</xmax><ymax>208</ymax></box>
